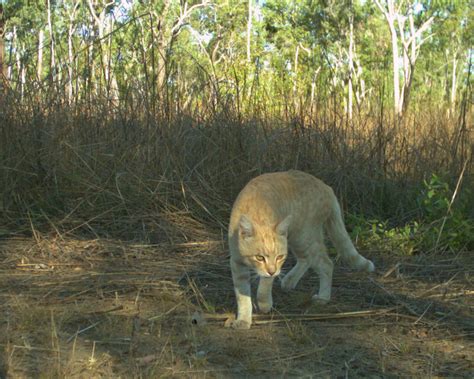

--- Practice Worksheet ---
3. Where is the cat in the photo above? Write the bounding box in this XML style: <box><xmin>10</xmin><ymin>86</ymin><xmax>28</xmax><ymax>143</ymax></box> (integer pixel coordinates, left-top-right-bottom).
<box><xmin>228</xmin><ymin>170</ymin><xmax>375</xmax><ymax>329</ymax></box>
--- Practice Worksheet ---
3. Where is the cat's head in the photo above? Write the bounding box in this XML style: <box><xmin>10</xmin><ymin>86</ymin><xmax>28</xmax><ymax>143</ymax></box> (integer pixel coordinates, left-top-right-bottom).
<box><xmin>237</xmin><ymin>214</ymin><xmax>291</xmax><ymax>277</ymax></box>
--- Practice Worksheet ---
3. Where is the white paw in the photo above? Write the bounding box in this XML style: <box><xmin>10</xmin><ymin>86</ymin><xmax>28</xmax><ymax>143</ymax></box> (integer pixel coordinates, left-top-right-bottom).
<box><xmin>258</xmin><ymin>300</ymin><xmax>273</xmax><ymax>313</ymax></box>
<box><xmin>312</xmin><ymin>294</ymin><xmax>330</xmax><ymax>304</ymax></box>
<box><xmin>366</xmin><ymin>260</ymin><xmax>375</xmax><ymax>272</ymax></box>
<box><xmin>224</xmin><ymin>315</ymin><xmax>252</xmax><ymax>329</ymax></box>
<box><xmin>230</xmin><ymin>319</ymin><xmax>251</xmax><ymax>330</ymax></box>
<box><xmin>281</xmin><ymin>274</ymin><xmax>297</xmax><ymax>291</ymax></box>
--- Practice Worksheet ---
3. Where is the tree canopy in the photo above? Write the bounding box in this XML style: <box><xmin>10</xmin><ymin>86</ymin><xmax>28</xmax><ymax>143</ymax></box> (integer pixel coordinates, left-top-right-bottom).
<box><xmin>0</xmin><ymin>0</ymin><xmax>472</xmax><ymax>118</ymax></box>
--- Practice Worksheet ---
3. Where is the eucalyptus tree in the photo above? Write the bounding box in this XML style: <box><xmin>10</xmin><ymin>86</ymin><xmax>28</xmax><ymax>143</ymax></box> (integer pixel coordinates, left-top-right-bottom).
<box><xmin>263</xmin><ymin>0</ymin><xmax>370</xmax><ymax>119</ymax></box>
<box><xmin>263</xmin><ymin>0</ymin><xmax>314</xmax><ymax>113</ymax></box>
<box><xmin>431</xmin><ymin>1</ymin><xmax>473</xmax><ymax>115</ymax></box>
<box><xmin>374</xmin><ymin>0</ymin><xmax>436</xmax><ymax>116</ymax></box>
<box><xmin>0</xmin><ymin>4</ymin><xmax>5</xmax><ymax>83</ymax></box>
<box><xmin>3</xmin><ymin>0</ymin><xmax>47</xmax><ymax>97</ymax></box>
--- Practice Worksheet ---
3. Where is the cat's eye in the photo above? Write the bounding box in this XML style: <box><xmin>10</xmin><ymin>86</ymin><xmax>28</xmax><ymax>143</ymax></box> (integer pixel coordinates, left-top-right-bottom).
<box><xmin>255</xmin><ymin>255</ymin><xmax>265</xmax><ymax>262</ymax></box>
<box><xmin>276</xmin><ymin>255</ymin><xmax>285</xmax><ymax>261</ymax></box>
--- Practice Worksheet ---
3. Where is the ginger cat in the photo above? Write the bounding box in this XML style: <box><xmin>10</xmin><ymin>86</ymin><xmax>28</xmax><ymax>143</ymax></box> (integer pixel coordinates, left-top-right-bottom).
<box><xmin>228</xmin><ymin>170</ymin><xmax>374</xmax><ymax>329</ymax></box>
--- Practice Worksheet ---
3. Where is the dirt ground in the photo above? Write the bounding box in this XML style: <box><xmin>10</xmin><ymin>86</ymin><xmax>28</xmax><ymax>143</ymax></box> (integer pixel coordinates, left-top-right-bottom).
<box><xmin>0</xmin><ymin>232</ymin><xmax>473</xmax><ymax>378</ymax></box>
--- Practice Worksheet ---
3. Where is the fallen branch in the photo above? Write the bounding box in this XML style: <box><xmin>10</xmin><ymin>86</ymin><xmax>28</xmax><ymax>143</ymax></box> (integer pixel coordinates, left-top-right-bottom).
<box><xmin>189</xmin><ymin>307</ymin><xmax>399</xmax><ymax>327</ymax></box>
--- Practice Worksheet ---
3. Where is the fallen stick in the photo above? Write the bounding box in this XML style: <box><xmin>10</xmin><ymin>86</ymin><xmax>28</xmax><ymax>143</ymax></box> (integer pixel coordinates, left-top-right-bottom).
<box><xmin>189</xmin><ymin>307</ymin><xmax>399</xmax><ymax>327</ymax></box>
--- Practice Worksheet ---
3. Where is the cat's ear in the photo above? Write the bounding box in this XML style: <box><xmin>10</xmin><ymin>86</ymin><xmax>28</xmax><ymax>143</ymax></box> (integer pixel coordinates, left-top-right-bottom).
<box><xmin>239</xmin><ymin>215</ymin><xmax>254</xmax><ymax>239</ymax></box>
<box><xmin>275</xmin><ymin>215</ymin><xmax>292</xmax><ymax>236</ymax></box>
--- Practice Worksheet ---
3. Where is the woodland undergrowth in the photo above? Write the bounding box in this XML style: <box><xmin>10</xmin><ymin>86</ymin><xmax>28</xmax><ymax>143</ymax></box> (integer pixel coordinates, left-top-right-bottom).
<box><xmin>0</xmin><ymin>90</ymin><xmax>472</xmax><ymax>254</ymax></box>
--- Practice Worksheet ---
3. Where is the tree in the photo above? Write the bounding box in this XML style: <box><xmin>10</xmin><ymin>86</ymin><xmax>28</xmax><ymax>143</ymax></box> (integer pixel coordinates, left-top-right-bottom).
<box><xmin>0</xmin><ymin>3</ymin><xmax>5</xmax><ymax>84</ymax></box>
<box><xmin>247</xmin><ymin>0</ymin><xmax>252</xmax><ymax>63</ymax></box>
<box><xmin>64</xmin><ymin>0</ymin><xmax>81</xmax><ymax>103</ymax></box>
<box><xmin>374</xmin><ymin>0</ymin><xmax>435</xmax><ymax>116</ymax></box>
<box><xmin>0</xmin><ymin>0</ymin><xmax>470</xmax><ymax>123</ymax></box>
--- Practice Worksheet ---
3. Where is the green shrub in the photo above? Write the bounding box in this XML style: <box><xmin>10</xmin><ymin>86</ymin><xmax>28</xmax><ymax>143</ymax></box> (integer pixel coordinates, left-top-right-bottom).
<box><xmin>350</xmin><ymin>174</ymin><xmax>473</xmax><ymax>254</ymax></box>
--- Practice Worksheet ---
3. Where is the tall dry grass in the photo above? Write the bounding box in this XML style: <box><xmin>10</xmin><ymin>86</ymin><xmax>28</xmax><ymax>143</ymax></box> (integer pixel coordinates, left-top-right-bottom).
<box><xmin>0</xmin><ymin>82</ymin><xmax>472</xmax><ymax>241</ymax></box>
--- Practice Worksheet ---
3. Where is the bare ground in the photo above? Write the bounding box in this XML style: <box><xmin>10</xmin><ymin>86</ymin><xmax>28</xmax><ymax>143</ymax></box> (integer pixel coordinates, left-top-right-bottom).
<box><xmin>0</xmin><ymin>231</ymin><xmax>473</xmax><ymax>378</ymax></box>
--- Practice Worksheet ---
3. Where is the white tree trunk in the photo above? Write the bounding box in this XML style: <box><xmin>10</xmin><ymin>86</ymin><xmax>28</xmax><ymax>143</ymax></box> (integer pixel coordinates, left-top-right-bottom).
<box><xmin>375</xmin><ymin>0</ymin><xmax>434</xmax><ymax>116</ymax></box>
<box><xmin>15</xmin><ymin>37</ymin><xmax>21</xmax><ymax>94</ymax></box>
<box><xmin>247</xmin><ymin>0</ymin><xmax>252</xmax><ymax>63</ymax></box>
<box><xmin>310</xmin><ymin>67</ymin><xmax>321</xmax><ymax>114</ymax></box>
<box><xmin>67</xmin><ymin>1</ymin><xmax>80</xmax><ymax>104</ymax></box>
<box><xmin>7</xmin><ymin>26</ymin><xmax>16</xmax><ymax>81</ymax></box>
<box><xmin>0</xmin><ymin>3</ymin><xmax>5</xmax><ymax>83</ymax></box>
<box><xmin>37</xmin><ymin>29</ymin><xmax>44</xmax><ymax>82</ymax></box>
<box><xmin>348</xmin><ymin>11</ymin><xmax>354</xmax><ymax>121</ymax></box>
<box><xmin>47</xmin><ymin>0</ymin><xmax>56</xmax><ymax>82</ymax></box>
<box><xmin>293</xmin><ymin>44</ymin><xmax>299</xmax><ymax>100</ymax></box>
<box><xmin>390</xmin><ymin>24</ymin><xmax>401</xmax><ymax>115</ymax></box>
<box><xmin>20</xmin><ymin>63</ymin><xmax>26</xmax><ymax>99</ymax></box>
<box><xmin>450</xmin><ymin>55</ymin><xmax>458</xmax><ymax>115</ymax></box>
<box><xmin>67</xmin><ymin>28</ymin><xmax>74</xmax><ymax>102</ymax></box>
<box><xmin>88</xmin><ymin>0</ymin><xmax>110</xmax><ymax>98</ymax></box>
<box><xmin>374</xmin><ymin>0</ymin><xmax>402</xmax><ymax>115</ymax></box>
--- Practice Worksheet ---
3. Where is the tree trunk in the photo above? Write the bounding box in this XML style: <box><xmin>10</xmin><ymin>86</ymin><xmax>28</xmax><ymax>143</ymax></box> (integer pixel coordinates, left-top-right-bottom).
<box><xmin>47</xmin><ymin>0</ymin><xmax>56</xmax><ymax>83</ymax></box>
<box><xmin>247</xmin><ymin>0</ymin><xmax>252</xmax><ymax>63</ymax></box>
<box><xmin>8</xmin><ymin>26</ymin><xmax>16</xmax><ymax>81</ymax></box>
<box><xmin>310</xmin><ymin>67</ymin><xmax>321</xmax><ymax>117</ymax></box>
<box><xmin>67</xmin><ymin>1</ymin><xmax>80</xmax><ymax>104</ymax></box>
<box><xmin>67</xmin><ymin>25</ymin><xmax>74</xmax><ymax>103</ymax></box>
<box><xmin>15</xmin><ymin>38</ymin><xmax>22</xmax><ymax>96</ymax></box>
<box><xmin>87</xmin><ymin>0</ymin><xmax>110</xmax><ymax>100</ymax></box>
<box><xmin>0</xmin><ymin>3</ymin><xmax>5</xmax><ymax>85</ymax></box>
<box><xmin>374</xmin><ymin>0</ymin><xmax>434</xmax><ymax>117</ymax></box>
<box><xmin>347</xmin><ymin>9</ymin><xmax>354</xmax><ymax>121</ymax></box>
<box><xmin>19</xmin><ymin>60</ymin><xmax>25</xmax><ymax>99</ymax></box>
<box><xmin>87</xmin><ymin>13</ymin><xmax>95</xmax><ymax>103</ymax></box>
<box><xmin>450</xmin><ymin>55</ymin><xmax>458</xmax><ymax>115</ymax></box>
<box><xmin>293</xmin><ymin>44</ymin><xmax>299</xmax><ymax>108</ymax></box>
<box><xmin>389</xmin><ymin>23</ymin><xmax>401</xmax><ymax>115</ymax></box>
<box><xmin>37</xmin><ymin>29</ymin><xmax>44</xmax><ymax>82</ymax></box>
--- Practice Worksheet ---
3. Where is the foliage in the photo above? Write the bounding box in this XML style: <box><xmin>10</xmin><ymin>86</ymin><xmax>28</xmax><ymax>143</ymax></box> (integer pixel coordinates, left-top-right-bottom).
<box><xmin>1</xmin><ymin>0</ymin><xmax>472</xmax><ymax>117</ymax></box>
<box><xmin>418</xmin><ymin>174</ymin><xmax>474</xmax><ymax>252</ymax></box>
<box><xmin>351</xmin><ymin>174</ymin><xmax>474</xmax><ymax>255</ymax></box>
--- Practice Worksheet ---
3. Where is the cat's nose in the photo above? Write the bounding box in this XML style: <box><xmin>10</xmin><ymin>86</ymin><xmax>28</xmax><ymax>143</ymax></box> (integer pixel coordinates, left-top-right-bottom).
<box><xmin>267</xmin><ymin>268</ymin><xmax>276</xmax><ymax>276</ymax></box>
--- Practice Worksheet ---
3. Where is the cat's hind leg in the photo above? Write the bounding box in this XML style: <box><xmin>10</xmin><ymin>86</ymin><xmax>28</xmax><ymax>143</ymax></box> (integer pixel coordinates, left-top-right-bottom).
<box><xmin>309</xmin><ymin>242</ymin><xmax>334</xmax><ymax>303</ymax></box>
<box><xmin>281</xmin><ymin>253</ymin><xmax>311</xmax><ymax>291</ymax></box>
<box><xmin>257</xmin><ymin>276</ymin><xmax>275</xmax><ymax>313</ymax></box>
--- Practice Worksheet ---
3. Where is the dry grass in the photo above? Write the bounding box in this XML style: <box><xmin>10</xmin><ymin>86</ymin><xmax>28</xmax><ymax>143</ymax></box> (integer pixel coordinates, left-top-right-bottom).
<box><xmin>1</xmin><ymin>101</ymin><xmax>472</xmax><ymax>234</ymax></box>
<box><xmin>0</xmin><ymin>227</ymin><xmax>473</xmax><ymax>377</ymax></box>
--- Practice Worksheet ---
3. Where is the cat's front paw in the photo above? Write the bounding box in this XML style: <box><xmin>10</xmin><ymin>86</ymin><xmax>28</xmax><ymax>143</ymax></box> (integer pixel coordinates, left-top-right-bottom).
<box><xmin>312</xmin><ymin>294</ymin><xmax>330</xmax><ymax>304</ymax></box>
<box><xmin>281</xmin><ymin>274</ymin><xmax>297</xmax><ymax>291</ymax></box>
<box><xmin>231</xmin><ymin>319</ymin><xmax>251</xmax><ymax>329</ymax></box>
<box><xmin>366</xmin><ymin>260</ymin><xmax>375</xmax><ymax>272</ymax></box>
<box><xmin>258</xmin><ymin>300</ymin><xmax>273</xmax><ymax>314</ymax></box>
<box><xmin>225</xmin><ymin>315</ymin><xmax>251</xmax><ymax>329</ymax></box>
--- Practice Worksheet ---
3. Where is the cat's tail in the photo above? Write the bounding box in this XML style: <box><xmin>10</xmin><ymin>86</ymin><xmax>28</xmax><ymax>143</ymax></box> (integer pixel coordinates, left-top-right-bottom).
<box><xmin>325</xmin><ymin>197</ymin><xmax>375</xmax><ymax>272</ymax></box>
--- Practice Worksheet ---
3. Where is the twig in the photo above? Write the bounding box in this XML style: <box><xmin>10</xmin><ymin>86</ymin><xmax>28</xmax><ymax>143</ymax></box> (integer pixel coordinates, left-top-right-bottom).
<box><xmin>383</xmin><ymin>263</ymin><xmax>400</xmax><ymax>278</ymax></box>
<box><xmin>435</xmin><ymin>159</ymin><xmax>469</xmax><ymax>251</ymax></box>
<box><xmin>427</xmin><ymin>290</ymin><xmax>474</xmax><ymax>299</ymax></box>
<box><xmin>419</xmin><ymin>272</ymin><xmax>459</xmax><ymax>297</ymax></box>
<box><xmin>148</xmin><ymin>302</ymin><xmax>182</xmax><ymax>321</ymax></box>
<box><xmin>252</xmin><ymin>308</ymin><xmax>397</xmax><ymax>325</ymax></box>
<box><xmin>192</xmin><ymin>308</ymin><xmax>398</xmax><ymax>325</ymax></box>
<box><xmin>0</xmin><ymin>344</ymin><xmax>60</xmax><ymax>352</ymax></box>
<box><xmin>87</xmin><ymin>305</ymin><xmax>124</xmax><ymax>315</ymax></box>
<box><xmin>67</xmin><ymin>321</ymin><xmax>101</xmax><ymax>343</ymax></box>
<box><xmin>413</xmin><ymin>302</ymin><xmax>433</xmax><ymax>325</ymax></box>
<box><xmin>369</xmin><ymin>277</ymin><xmax>421</xmax><ymax>318</ymax></box>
